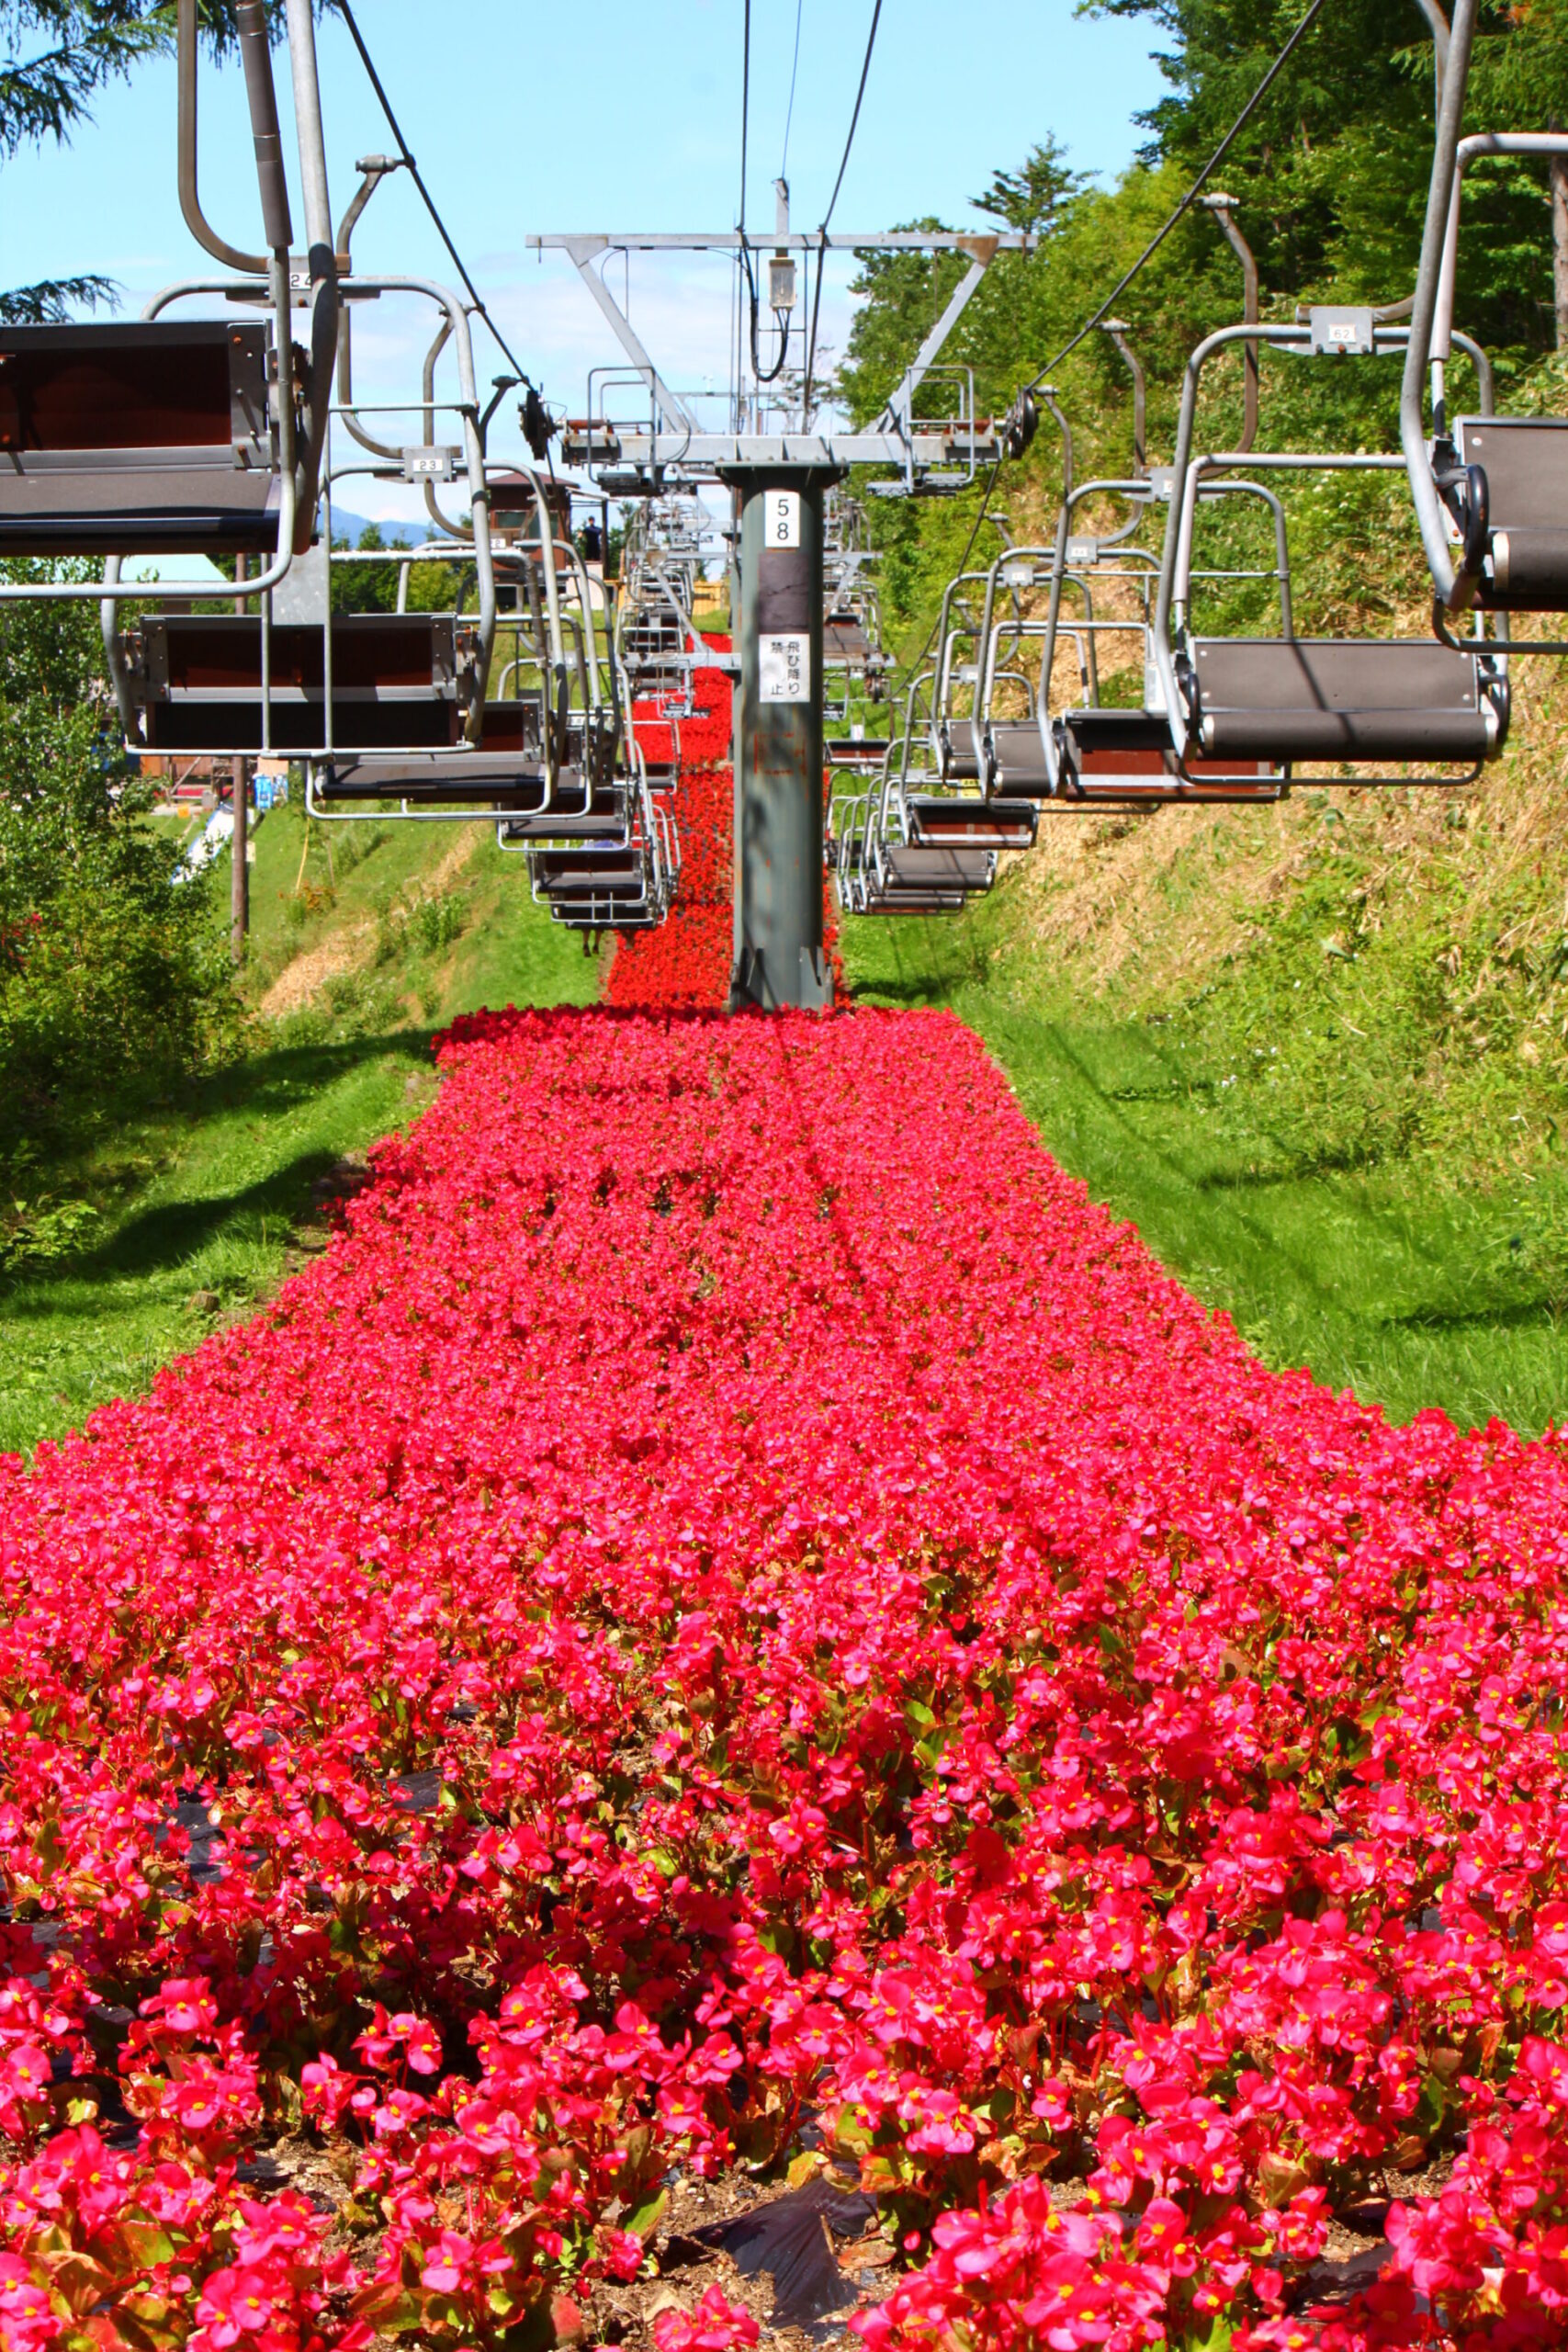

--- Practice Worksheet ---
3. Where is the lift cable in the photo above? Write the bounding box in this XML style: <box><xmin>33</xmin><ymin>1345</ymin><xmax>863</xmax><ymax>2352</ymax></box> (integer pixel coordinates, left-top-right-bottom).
<box><xmin>781</xmin><ymin>0</ymin><xmax>806</xmax><ymax>182</ymax></box>
<box><xmin>737</xmin><ymin>0</ymin><xmax>791</xmax><ymax>387</ymax></box>
<box><xmin>337</xmin><ymin>0</ymin><xmax>536</xmax><ymax>393</ymax></box>
<box><xmin>895</xmin><ymin>0</ymin><xmax>1333</xmax><ymax>690</ymax></box>
<box><xmin>802</xmin><ymin>0</ymin><xmax>885</xmax><ymax>418</ymax></box>
<box><xmin>739</xmin><ymin>0</ymin><xmax>752</xmax><ymax>238</ymax></box>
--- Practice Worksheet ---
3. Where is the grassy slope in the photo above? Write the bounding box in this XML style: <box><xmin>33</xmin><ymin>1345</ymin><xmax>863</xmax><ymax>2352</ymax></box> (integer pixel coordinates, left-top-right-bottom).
<box><xmin>0</xmin><ymin>802</ymin><xmax>598</xmax><ymax>1459</ymax></box>
<box><xmin>841</xmin><ymin>675</ymin><xmax>1568</xmax><ymax>1437</ymax></box>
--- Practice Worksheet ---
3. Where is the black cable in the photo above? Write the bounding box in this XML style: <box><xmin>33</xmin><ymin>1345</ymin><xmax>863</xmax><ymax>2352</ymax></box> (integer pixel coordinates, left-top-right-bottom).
<box><xmin>1024</xmin><ymin>0</ymin><xmax>1331</xmax><ymax>391</ymax></box>
<box><xmin>781</xmin><ymin>0</ymin><xmax>805</xmax><ymax>182</ymax></box>
<box><xmin>735</xmin><ymin>0</ymin><xmax>790</xmax><ymax>391</ymax></box>
<box><xmin>802</xmin><ymin>0</ymin><xmax>884</xmax><ymax>421</ymax></box>
<box><xmin>896</xmin><ymin>0</ymin><xmax>1333</xmax><ymax>691</ymax></box>
<box><xmin>821</xmin><ymin>0</ymin><xmax>883</xmax><ymax>230</ymax></box>
<box><xmin>739</xmin><ymin>0</ymin><xmax>751</xmax><ymax>237</ymax></box>
<box><xmin>338</xmin><ymin>0</ymin><xmax>536</xmax><ymax>393</ymax></box>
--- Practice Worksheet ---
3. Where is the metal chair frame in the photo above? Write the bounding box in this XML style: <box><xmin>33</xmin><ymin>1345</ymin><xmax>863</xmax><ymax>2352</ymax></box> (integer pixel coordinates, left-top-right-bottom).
<box><xmin>1153</xmin><ymin>317</ymin><xmax>1508</xmax><ymax>786</ymax></box>
<box><xmin>1401</xmin><ymin>83</ymin><xmax>1568</xmax><ymax>649</ymax></box>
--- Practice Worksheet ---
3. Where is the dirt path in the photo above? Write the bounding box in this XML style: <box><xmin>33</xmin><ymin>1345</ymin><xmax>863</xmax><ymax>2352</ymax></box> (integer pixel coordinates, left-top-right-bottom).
<box><xmin>259</xmin><ymin>827</ymin><xmax>484</xmax><ymax>1019</ymax></box>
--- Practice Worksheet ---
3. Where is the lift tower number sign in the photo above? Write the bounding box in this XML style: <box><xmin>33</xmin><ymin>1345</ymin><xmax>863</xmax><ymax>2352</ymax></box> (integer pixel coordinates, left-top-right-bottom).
<box><xmin>758</xmin><ymin>490</ymin><xmax>809</xmax><ymax>698</ymax></box>
<box><xmin>768</xmin><ymin>491</ymin><xmax>802</xmax><ymax>548</ymax></box>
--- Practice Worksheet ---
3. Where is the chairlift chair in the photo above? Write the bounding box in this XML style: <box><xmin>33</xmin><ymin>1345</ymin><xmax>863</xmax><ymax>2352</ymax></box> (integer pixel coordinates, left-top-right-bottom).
<box><xmin>986</xmin><ymin>499</ymin><xmax>1283</xmax><ymax>808</ymax></box>
<box><xmin>1156</xmin><ymin>313</ymin><xmax>1509</xmax><ymax>785</ymax></box>
<box><xmin>0</xmin><ymin>322</ymin><xmax>287</xmax><ymax>559</ymax></box>
<box><xmin>1399</xmin><ymin>51</ymin><xmax>1568</xmax><ymax>645</ymax></box>
<box><xmin>0</xmin><ymin>0</ymin><xmax>334</xmax><ymax>613</ymax></box>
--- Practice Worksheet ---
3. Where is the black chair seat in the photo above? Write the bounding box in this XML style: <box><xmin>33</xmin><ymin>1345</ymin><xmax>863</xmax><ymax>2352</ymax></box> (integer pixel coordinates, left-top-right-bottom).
<box><xmin>1485</xmin><ymin>527</ymin><xmax>1568</xmax><ymax>610</ymax></box>
<box><xmin>1055</xmin><ymin>707</ymin><xmax>1280</xmax><ymax>803</ymax></box>
<box><xmin>824</xmin><ymin>620</ymin><xmax>872</xmax><ymax>663</ymax></box>
<box><xmin>1188</xmin><ymin>639</ymin><xmax>1498</xmax><ymax>763</ymax></box>
<box><xmin>553</xmin><ymin>901</ymin><xmax>657</xmax><ymax>930</ymax></box>
<box><xmin>1061</xmin><ymin>707</ymin><xmax>1171</xmax><ymax>757</ymax></box>
<box><xmin>859</xmin><ymin>889</ymin><xmax>966</xmax><ymax>916</ymax></box>
<box><xmin>907</xmin><ymin>796</ymin><xmax>1037</xmax><ymax>848</ymax></box>
<box><xmin>0</xmin><ymin>322</ymin><xmax>280</xmax><ymax>557</ymax></box>
<box><xmin>499</xmin><ymin>810</ymin><xmax>626</xmax><ymax>842</ymax></box>
<box><xmin>319</xmin><ymin>752</ymin><xmax>547</xmax><ymax>802</ymax></box>
<box><xmin>987</xmin><ymin>719</ymin><xmax>1051</xmax><ymax>793</ymax></box>
<box><xmin>532</xmin><ymin>850</ymin><xmax>645</xmax><ymax>897</ymax></box>
<box><xmin>935</xmin><ymin>723</ymin><xmax>982</xmax><ymax>782</ymax></box>
<box><xmin>878</xmin><ymin>844</ymin><xmax>994</xmax><ymax>891</ymax></box>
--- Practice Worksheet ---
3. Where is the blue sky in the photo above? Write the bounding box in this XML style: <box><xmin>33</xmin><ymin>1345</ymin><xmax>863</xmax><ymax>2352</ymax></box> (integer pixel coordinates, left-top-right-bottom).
<box><xmin>0</xmin><ymin>1</ymin><xmax>1168</xmax><ymax>523</ymax></box>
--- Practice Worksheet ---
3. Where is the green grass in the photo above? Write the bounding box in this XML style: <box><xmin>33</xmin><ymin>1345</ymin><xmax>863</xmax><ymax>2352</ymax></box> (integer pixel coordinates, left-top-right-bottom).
<box><xmin>842</xmin><ymin>907</ymin><xmax>1568</xmax><ymax>1439</ymax></box>
<box><xmin>0</xmin><ymin>806</ymin><xmax>600</xmax><ymax>1460</ymax></box>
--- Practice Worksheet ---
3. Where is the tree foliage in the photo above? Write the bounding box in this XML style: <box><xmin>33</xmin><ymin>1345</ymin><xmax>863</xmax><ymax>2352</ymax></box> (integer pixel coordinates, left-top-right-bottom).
<box><xmin>840</xmin><ymin>0</ymin><xmax>1568</xmax><ymax>649</ymax></box>
<box><xmin>970</xmin><ymin>136</ymin><xmax>1088</xmax><ymax>235</ymax></box>
<box><xmin>0</xmin><ymin>573</ymin><xmax>231</xmax><ymax>1167</ymax></box>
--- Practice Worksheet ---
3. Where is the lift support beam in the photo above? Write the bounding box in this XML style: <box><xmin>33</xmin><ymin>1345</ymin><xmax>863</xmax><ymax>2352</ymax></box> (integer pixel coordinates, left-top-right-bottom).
<box><xmin>531</xmin><ymin>225</ymin><xmax>1036</xmax><ymax>1009</ymax></box>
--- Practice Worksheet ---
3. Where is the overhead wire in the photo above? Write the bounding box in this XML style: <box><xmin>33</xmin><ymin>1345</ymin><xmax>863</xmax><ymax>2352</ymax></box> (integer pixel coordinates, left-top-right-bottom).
<box><xmin>896</xmin><ymin>0</ymin><xmax>1334</xmax><ymax>688</ymax></box>
<box><xmin>734</xmin><ymin>0</ymin><xmax>788</xmax><ymax>390</ymax></box>
<box><xmin>781</xmin><ymin>0</ymin><xmax>805</xmax><ymax>183</ymax></box>
<box><xmin>738</xmin><ymin>0</ymin><xmax>751</xmax><ymax>240</ymax></box>
<box><xmin>337</xmin><ymin>0</ymin><xmax>536</xmax><ymax>392</ymax></box>
<box><xmin>802</xmin><ymin>0</ymin><xmax>885</xmax><ymax>420</ymax></box>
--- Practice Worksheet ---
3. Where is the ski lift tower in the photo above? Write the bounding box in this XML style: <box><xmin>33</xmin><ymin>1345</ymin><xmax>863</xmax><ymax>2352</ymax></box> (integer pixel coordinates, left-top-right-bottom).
<box><xmin>529</xmin><ymin>197</ymin><xmax>1034</xmax><ymax>1009</ymax></box>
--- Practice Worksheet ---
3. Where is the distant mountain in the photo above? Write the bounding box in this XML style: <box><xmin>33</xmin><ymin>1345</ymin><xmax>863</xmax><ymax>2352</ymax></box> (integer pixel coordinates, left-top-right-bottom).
<box><xmin>327</xmin><ymin>510</ymin><xmax>434</xmax><ymax>549</ymax></box>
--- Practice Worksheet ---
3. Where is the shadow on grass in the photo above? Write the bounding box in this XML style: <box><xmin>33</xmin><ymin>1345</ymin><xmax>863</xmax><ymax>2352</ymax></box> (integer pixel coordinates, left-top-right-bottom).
<box><xmin>847</xmin><ymin>978</ymin><xmax>948</xmax><ymax>1008</ymax></box>
<box><xmin>1</xmin><ymin>1025</ymin><xmax>437</xmax><ymax>1311</ymax></box>
<box><xmin>187</xmin><ymin>1025</ymin><xmax>438</xmax><ymax>1119</ymax></box>
<box><xmin>1387</xmin><ymin>1295</ymin><xmax>1563</xmax><ymax>1333</ymax></box>
<box><xmin>74</xmin><ymin>1147</ymin><xmax>342</xmax><ymax>1282</ymax></box>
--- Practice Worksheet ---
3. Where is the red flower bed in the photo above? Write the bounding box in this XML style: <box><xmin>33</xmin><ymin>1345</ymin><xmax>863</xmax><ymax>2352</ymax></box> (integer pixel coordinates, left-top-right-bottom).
<box><xmin>609</xmin><ymin>642</ymin><xmax>843</xmax><ymax>1012</ymax></box>
<box><xmin>606</xmin><ymin>642</ymin><xmax>736</xmax><ymax>1012</ymax></box>
<box><xmin>5</xmin><ymin>1008</ymin><xmax>1568</xmax><ymax>2351</ymax></box>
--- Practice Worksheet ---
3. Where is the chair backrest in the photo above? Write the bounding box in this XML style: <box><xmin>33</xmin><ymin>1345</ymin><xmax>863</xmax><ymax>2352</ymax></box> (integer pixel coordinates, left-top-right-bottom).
<box><xmin>0</xmin><ymin>322</ymin><xmax>276</xmax><ymax>556</ymax></box>
<box><xmin>1457</xmin><ymin>417</ymin><xmax>1568</xmax><ymax>532</ymax></box>
<box><xmin>0</xmin><ymin>321</ymin><xmax>264</xmax><ymax>455</ymax></box>
<box><xmin>133</xmin><ymin>615</ymin><xmax>465</xmax><ymax>755</ymax></box>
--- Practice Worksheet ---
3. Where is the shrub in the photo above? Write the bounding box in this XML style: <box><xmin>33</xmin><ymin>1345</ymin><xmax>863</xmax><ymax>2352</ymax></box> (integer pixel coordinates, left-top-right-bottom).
<box><xmin>0</xmin><ymin>572</ymin><xmax>235</xmax><ymax>1170</ymax></box>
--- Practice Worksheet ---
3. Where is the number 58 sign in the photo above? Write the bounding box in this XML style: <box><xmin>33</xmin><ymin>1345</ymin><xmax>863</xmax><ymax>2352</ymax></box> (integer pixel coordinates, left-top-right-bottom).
<box><xmin>767</xmin><ymin>491</ymin><xmax>801</xmax><ymax>548</ymax></box>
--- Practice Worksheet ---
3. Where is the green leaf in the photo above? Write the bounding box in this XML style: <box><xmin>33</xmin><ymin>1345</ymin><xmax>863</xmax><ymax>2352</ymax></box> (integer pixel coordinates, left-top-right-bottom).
<box><xmin>625</xmin><ymin>2188</ymin><xmax>669</xmax><ymax>2240</ymax></box>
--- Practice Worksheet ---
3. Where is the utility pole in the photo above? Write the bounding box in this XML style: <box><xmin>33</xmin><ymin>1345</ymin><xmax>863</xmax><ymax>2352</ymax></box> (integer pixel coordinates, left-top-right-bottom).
<box><xmin>231</xmin><ymin>551</ymin><xmax>248</xmax><ymax>961</ymax></box>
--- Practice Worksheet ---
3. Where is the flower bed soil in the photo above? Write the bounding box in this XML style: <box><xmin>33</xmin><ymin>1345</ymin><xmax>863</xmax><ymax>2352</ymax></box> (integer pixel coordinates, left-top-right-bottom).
<box><xmin>4</xmin><ymin>1008</ymin><xmax>1568</xmax><ymax>2352</ymax></box>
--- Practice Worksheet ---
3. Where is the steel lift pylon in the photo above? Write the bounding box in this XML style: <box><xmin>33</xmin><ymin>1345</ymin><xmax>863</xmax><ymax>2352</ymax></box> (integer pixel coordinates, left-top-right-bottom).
<box><xmin>529</xmin><ymin>198</ymin><xmax>1037</xmax><ymax>1008</ymax></box>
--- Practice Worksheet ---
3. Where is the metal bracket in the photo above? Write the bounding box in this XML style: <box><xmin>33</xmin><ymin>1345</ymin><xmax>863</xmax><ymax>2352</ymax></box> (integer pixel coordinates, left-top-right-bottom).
<box><xmin>558</xmin><ymin>237</ymin><xmax>700</xmax><ymax>436</ymax></box>
<box><xmin>874</xmin><ymin>238</ymin><xmax>998</xmax><ymax>434</ymax></box>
